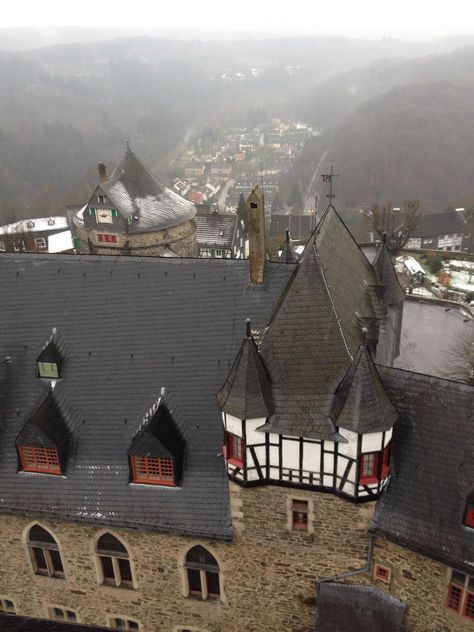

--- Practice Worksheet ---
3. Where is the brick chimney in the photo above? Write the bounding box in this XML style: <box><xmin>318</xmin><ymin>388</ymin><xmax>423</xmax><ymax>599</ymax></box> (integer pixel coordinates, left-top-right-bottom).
<box><xmin>247</xmin><ymin>186</ymin><xmax>265</xmax><ymax>284</ymax></box>
<box><xmin>97</xmin><ymin>162</ymin><xmax>107</xmax><ymax>184</ymax></box>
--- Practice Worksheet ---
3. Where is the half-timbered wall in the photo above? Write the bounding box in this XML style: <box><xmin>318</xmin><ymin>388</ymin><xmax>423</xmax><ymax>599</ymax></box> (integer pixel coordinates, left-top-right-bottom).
<box><xmin>223</xmin><ymin>414</ymin><xmax>392</xmax><ymax>501</ymax></box>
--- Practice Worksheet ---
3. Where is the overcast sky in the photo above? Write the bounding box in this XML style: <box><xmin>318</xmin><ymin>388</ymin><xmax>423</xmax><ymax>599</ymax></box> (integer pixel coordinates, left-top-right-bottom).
<box><xmin>2</xmin><ymin>0</ymin><xmax>474</xmax><ymax>40</ymax></box>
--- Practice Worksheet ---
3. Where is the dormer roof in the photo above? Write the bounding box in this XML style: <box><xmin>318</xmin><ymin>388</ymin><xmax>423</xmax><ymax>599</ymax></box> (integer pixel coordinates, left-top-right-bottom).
<box><xmin>217</xmin><ymin>321</ymin><xmax>273</xmax><ymax>419</ymax></box>
<box><xmin>16</xmin><ymin>390</ymin><xmax>70</xmax><ymax>451</ymax></box>
<box><xmin>37</xmin><ymin>328</ymin><xmax>64</xmax><ymax>367</ymax></box>
<box><xmin>128</xmin><ymin>395</ymin><xmax>185</xmax><ymax>462</ymax></box>
<box><xmin>331</xmin><ymin>344</ymin><xmax>399</xmax><ymax>434</ymax></box>
<box><xmin>99</xmin><ymin>147</ymin><xmax>196</xmax><ymax>233</ymax></box>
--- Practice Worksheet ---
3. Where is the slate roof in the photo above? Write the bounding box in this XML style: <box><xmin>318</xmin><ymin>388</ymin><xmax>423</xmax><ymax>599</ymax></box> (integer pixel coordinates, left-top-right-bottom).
<box><xmin>16</xmin><ymin>390</ymin><xmax>71</xmax><ymax>451</ymax></box>
<box><xmin>331</xmin><ymin>345</ymin><xmax>399</xmax><ymax>434</ymax></box>
<box><xmin>279</xmin><ymin>230</ymin><xmax>298</xmax><ymax>264</ymax></box>
<box><xmin>217</xmin><ymin>321</ymin><xmax>274</xmax><ymax>419</ymax></box>
<box><xmin>0</xmin><ymin>253</ymin><xmax>294</xmax><ymax>540</ymax></box>
<box><xmin>195</xmin><ymin>213</ymin><xmax>241</xmax><ymax>249</ymax></box>
<box><xmin>259</xmin><ymin>207</ymin><xmax>384</xmax><ymax>440</ymax></box>
<box><xmin>100</xmin><ymin>148</ymin><xmax>196</xmax><ymax>233</ymax></box>
<box><xmin>317</xmin><ymin>583</ymin><xmax>406</xmax><ymax>632</ymax></box>
<box><xmin>372</xmin><ymin>244</ymin><xmax>405</xmax><ymax>306</ymax></box>
<box><xmin>373</xmin><ymin>366</ymin><xmax>474</xmax><ymax>574</ymax></box>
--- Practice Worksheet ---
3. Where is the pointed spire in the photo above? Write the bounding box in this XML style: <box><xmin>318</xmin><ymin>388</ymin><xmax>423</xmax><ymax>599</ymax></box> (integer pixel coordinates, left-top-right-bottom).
<box><xmin>279</xmin><ymin>229</ymin><xmax>298</xmax><ymax>263</ymax></box>
<box><xmin>372</xmin><ymin>242</ymin><xmax>405</xmax><ymax>305</ymax></box>
<box><xmin>331</xmin><ymin>344</ymin><xmax>398</xmax><ymax>434</ymax></box>
<box><xmin>217</xmin><ymin>320</ymin><xmax>273</xmax><ymax>418</ymax></box>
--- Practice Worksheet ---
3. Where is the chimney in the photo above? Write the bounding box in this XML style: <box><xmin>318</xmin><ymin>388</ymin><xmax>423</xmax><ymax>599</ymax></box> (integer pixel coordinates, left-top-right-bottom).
<box><xmin>247</xmin><ymin>186</ymin><xmax>265</xmax><ymax>284</ymax></box>
<box><xmin>97</xmin><ymin>162</ymin><xmax>107</xmax><ymax>184</ymax></box>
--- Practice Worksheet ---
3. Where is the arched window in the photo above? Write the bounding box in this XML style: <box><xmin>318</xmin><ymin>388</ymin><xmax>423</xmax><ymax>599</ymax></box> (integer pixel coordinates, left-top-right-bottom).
<box><xmin>28</xmin><ymin>525</ymin><xmax>64</xmax><ymax>578</ymax></box>
<box><xmin>184</xmin><ymin>546</ymin><xmax>220</xmax><ymax>600</ymax></box>
<box><xmin>96</xmin><ymin>533</ymin><xmax>133</xmax><ymax>588</ymax></box>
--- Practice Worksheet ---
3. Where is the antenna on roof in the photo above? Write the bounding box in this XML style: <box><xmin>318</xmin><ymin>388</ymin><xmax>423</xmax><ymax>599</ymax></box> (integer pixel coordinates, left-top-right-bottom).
<box><xmin>245</xmin><ymin>318</ymin><xmax>251</xmax><ymax>339</ymax></box>
<box><xmin>321</xmin><ymin>165</ymin><xmax>339</xmax><ymax>211</ymax></box>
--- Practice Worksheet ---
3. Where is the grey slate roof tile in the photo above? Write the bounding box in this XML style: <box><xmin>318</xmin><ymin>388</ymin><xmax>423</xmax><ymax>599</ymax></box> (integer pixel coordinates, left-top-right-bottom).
<box><xmin>373</xmin><ymin>366</ymin><xmax>474</xmax><ymax>574</ymax></box>
<box><xmin>195</xmin><ymin>213</ymin><xmax>240</xmax><ymax>249</ymax></box>
<box><xmin>217</xmin><ymin>321</ymin><xmax>273</xmax><ymax>419</ymax></box>
<box><xmin>101</xmin><ymin>149</ymin><xmax>196</xmax><ymax>233</ymax></box>
<box><xmin>317</xmin><ymin>583</ymin><xmax>406</xmax><ymax>632</ymax></box>
<box><xmin>0</xmin><ymin>253</ymin><xmax>293</xmax><ymax>540</ymax></box>
<box><xmin>331</xmin><ymin>345</ymin><xmax>399</xmax><ymax>434</ymax></box>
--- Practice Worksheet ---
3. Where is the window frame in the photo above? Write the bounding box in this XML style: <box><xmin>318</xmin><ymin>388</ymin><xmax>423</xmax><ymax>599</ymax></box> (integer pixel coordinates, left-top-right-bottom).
<box><xmin>291</xmin><ymin>499</ymin><xmax>309</xmax><ymax>531</ymax></box>
<box><xmin>34</xmin><ymin>237</ymin><xmax>47</xmax><ymax>249</ymax></box>
<box><xmin>130</xmin><ymin>455</ymin><xmax>176</xmax><ymax>487</ymax></box>
<box><xmin>464</xmin><ymin>503</ymin><xmax>474</xmax><ymax>529</ymax></box>
<box><xmin>446</xmin><ymin>570</ymin><xmax>474</xmax><ymax>621</ymax></box>
<box><xmin>37</xmin><ymin>361</ymin><xmax>60</xmax><ymax>379</ymax></box>
<box><xmin>109</xmin><ymin>617</ymin><xmax>140</xmax><ymax>631</ymax></box>
<box><xmin>19</xmin><ymin>446</ymin><xmax>62</xmax><ymax>475</ymax></box>
<box><xmin>48</xmin><ymin>605</ymin><xmax>78</xmax><ymax>622</ymax></box>
<box><xmin>27</xmin><ymin>525</ymin><xmax>65</xmax><ymax>579</ymax></box>
<box><xmin>96</xmin><ymin>233</ymin><xmax>118</xmax><ymax>244</ymax></box>
<box><xmin>359</xmin><ymin>451</ymin><xmax>379</xmax><ymax>485</ymax></box>
<box><xmin>0</xmin><ymin>597</ymin><xmax>16</xmax><ymax>614</ymax></box>
<box><xmin>184</xmin><ymin>546</ymin><xmax>221</xmax><ymax>601</ymax></box>
<box><xmin>374</xmin><ymin>563</ymin><xmax>391</xmax><ymax>584</ymax></box>
<box><xmin>96</xmin><ymin>533</ymin><xmax>134</xmax><ymax>589</ymax></box>
<box><xmin>226</xmin><ymin>432</ymin><xmax>244</xmax><ymax>467</ymax></box>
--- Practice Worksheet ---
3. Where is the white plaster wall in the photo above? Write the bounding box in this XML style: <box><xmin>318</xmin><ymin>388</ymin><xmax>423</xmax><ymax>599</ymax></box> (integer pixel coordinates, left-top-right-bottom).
<box><xmin>302</xmin><ymin>443</ymin><xmax>321</xmax><ymax>472</ymax></box>
<box><xmin>361</xmin><ymin>432</ymin><xmax>384</xmax><ymax>453</ymax></box>
<box><xmin>224</xmin><ymin>414</ymin><xmax>242</xmax><ymax>436</ymax></box>
<box><xmin>244</xmin><ymin>418</ymin><xmax>267</xmax><ymax>443</ymax></box>
<box><xmin>337</xmin><ymin>430</ymin><xmax>358</xmax><ymax>459</ymax></box>
<box><xmin>281</xmin><ymin>438</ymin><xmax>300</xmax><ymax>470</ymax></box>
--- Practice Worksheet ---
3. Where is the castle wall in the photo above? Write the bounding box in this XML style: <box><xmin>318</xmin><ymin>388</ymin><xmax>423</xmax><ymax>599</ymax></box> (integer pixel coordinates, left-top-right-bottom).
<box><xmin>0</xmin><ymin>484</ymin><xmax>467</xmax><ymax>632</ymax></box>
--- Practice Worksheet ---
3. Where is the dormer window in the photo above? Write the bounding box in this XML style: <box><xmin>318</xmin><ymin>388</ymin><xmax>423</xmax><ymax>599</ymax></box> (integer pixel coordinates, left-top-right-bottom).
<box><xmin>37</xmin><ymin>329</ymin><xmax>63</xmax><ymax>380</ymax></box>
<box><xmin>38</xmin><ymin>361</ymin><xmax>59</xmax><ymax>379</ymax></box>
<box><xmin>16</xmin><ymin>391</ymin><xmax>70</xmax><ymax>477</ymax></box>
<box><xmin>19</xmin><ymin>446</ymin><xmax>61</xmax><ymax>475</ymax></box>
<box><xmin>359</xmin><ymin>452</ymin><xmax>379</xmax><ymax>485</ymax></box>
<box><xmin>130</xmin><ymin>455</ymin><xmax>175</xmax><ymax>486</ymax></box>
<box><xmin>128</xmin><ymin>394</ymin><xmax>185</xmax><ymax>488</ymax></box>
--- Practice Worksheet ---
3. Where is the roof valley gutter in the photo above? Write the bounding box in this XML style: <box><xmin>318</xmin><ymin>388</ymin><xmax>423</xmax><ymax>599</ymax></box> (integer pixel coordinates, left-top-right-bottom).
<box><xmin>316</xmin><ymin>532</ymin><xmax>373</xmax><ymax>596</ymax></box>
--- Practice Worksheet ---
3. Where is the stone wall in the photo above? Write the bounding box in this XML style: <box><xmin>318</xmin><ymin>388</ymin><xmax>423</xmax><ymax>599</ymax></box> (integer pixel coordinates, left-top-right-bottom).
<box><xmin>75</xmin><ymin>219</ymin><xmax>197</xmax><ymax>257</ymax></box>
<box><xmin>0</xmin><ymin>485</ymin><xmax>468</xmax><ymax>632</ymax></box>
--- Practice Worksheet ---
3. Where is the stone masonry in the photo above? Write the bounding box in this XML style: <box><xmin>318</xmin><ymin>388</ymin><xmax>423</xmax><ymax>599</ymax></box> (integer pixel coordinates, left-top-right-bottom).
<box><xmin>0</xmin><ymin>483</ymin><xmax>468</xmax><ymax>631</ymax></box>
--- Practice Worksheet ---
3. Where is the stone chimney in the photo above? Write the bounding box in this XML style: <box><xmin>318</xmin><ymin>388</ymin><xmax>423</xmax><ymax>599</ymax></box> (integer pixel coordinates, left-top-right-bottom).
<box><xmin>247</xmin><ymin>186</ymin><xmax>265</xmax><ymax>284</ymax></box>
<box><xmin>97</xmin><ymin>162</ymin><xmax>107</xmax><ymax>184</ymax></box>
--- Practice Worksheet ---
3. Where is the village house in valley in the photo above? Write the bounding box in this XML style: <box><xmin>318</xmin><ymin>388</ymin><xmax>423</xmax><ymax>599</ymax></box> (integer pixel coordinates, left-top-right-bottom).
<box><xmin>0</xmin><ymin>176</ymin><xmax>472</xmax><ymax>632</ymax></box>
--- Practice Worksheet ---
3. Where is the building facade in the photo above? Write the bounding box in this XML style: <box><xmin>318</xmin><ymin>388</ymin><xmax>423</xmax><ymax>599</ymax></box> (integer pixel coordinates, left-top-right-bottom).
<box><xmin>0</xmin><ymin>198</ymin><xmax>472</xmax><ymax>632</ymax></box>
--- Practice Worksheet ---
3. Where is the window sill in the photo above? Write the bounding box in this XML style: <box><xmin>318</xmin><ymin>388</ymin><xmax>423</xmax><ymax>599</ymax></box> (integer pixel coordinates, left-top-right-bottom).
<box><xmin>359</xmin><ymin>477</ymin><xmax>379</xmax><ymax>485</ymax></box>
<box><xmin>227</xmin><ymin>457</ymin><xmax>244</xmax><ymax>468</ymax></box>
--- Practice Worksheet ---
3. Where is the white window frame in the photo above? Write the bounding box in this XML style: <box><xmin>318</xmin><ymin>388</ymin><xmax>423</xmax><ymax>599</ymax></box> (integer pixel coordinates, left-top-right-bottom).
<box><xmin>48</xmin><ymin>605</ymin><xmax>78</xmax><ymax>622</ymax></box>
<box><xmin>0</xmin><ymin>597</ymin><xmax>16</xmax><ymax>614</ymax></box>
<box><xmin>34</xmin><ymin>237</ymin><xmax>47</xmax><ymax>249</ymax></box>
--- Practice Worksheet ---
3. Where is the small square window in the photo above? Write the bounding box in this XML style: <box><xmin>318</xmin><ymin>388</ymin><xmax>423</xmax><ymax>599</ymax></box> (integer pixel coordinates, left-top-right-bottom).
<box><xmin>374</xmin><ymin>563</ymin><xmax>391</xmax><ymax>584</ymax></box>
<box><xmin>50</xmin><ymin>606</ymin><xmax>77</xmax><ymax>622</ymax></box>
<box><xmin>291</xmin><ymin>499</ymin><xmax>309</xmax><ymax>531</ymax></box>
<box><xmin>0</xmin><ymin>598</ymin><xmax>16</xmax><ymax>614</ymax></box>
<box><xmin>34</xmin><ymin>238</ymin><xmax>47</xmax><ymax>249</ymax></box>
<box><xmin>38</xmin><ymin>361</ymin><xmax>59</xmax><ymax>379</ymax></box>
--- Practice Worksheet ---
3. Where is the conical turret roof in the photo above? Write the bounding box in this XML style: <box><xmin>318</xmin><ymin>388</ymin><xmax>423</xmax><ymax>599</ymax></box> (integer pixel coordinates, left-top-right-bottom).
<box><xmin>217</xmin><ymin>320</ymin><xmax>273</xmax><ymax>419</ymax></box>
<box><xmin>331</xmin><ymin>344</ymin><xmax>399</xmax><ymax>433</ymax></box>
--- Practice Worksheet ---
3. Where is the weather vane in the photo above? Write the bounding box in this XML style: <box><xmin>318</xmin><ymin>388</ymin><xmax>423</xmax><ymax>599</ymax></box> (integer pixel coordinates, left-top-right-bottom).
<box><xmin>321</xmin><ymin>165</ymin><xmax>338</xmax><ymax>208</ymax></box>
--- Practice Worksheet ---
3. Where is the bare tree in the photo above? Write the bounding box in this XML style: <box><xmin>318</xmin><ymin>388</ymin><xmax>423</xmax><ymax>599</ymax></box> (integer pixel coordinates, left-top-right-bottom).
<box><xmin>365</xmin><ymin>200</ymin><xmax>423</xmax><ymax>255</ymax></box>
<box><xmin>444</xmin><ymin>329</ymin><xmax>474</xmax><ymax>385</ymax></box>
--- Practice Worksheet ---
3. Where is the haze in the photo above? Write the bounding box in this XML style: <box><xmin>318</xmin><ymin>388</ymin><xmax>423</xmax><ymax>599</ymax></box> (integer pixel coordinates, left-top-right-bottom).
<box><xmin>3</xmin><ymin>0</ymin><xmax>474</xmax><ymax>40</ymax></box>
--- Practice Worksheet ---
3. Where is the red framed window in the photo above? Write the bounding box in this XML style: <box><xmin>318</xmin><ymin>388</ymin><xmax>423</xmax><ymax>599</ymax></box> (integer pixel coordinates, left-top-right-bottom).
<box><xmin>374</xmin><ymin>563</ymin><xmax>391</xmax><ymax>583</ymax></box>
<box><xmin>446</xmin><ymin>570</ymin><xmax>474</xmax><ymax>619</ymax></box>
<box><xmin>359</xmin><ymin>452</ymin><xmax>379</xmax><ymax>484</ymax></box>
<box><xmin>291</xmin><ymin>499</ymin><xmax>309</xmax><ymax>531</ymax></box>
<box><xmin>131</xmin><ymin>456</ymin><xmax>176</xmax><ymax>486</ymax></box>
<box><xmin>465</xmin><ymin>591</ymin><xmax>474</xmax><ymax>620</ymax></box>
<box><xmin>19</xmin><ymin>446</ymin><xmax>61</xmax><ymax>475</ymax></box>
<box><xmin>447</xmin><ymin>583</ymin><xmax>463</xmax><ymax>612</ymax></box>
<box><xmin>97</xmin><ymin>233</ymin><xmax>118</xmax><ymax>244</ymax></box>
<box><xmin>226</xmin><ymin>432</ymin><xmax>244</xmax><ymax>467</ymax></box>
<box><xmin>465</xmin><ymin>504</ymin><xmax>474</xmax><ymax>528</ymax></box>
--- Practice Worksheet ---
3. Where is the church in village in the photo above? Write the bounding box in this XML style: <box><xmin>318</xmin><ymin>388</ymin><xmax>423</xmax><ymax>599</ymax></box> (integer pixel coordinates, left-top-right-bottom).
<box><xmin>0</xmin><ymin>148</ymin><xmax>472</xmax><ymax>632</ymax></box>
